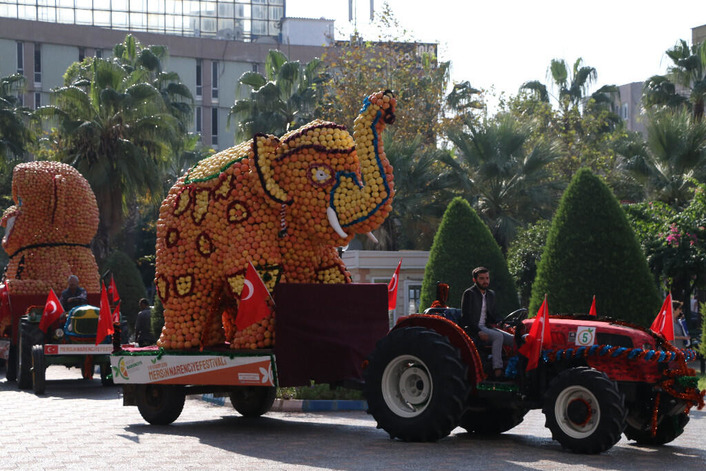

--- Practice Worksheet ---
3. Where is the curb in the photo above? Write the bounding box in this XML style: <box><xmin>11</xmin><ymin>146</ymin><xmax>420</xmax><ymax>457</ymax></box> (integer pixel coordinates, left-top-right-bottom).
<box><xmin>198</xmin><ymin>394</ymin><xmax>368</xmax><ymax>412</ymax></box>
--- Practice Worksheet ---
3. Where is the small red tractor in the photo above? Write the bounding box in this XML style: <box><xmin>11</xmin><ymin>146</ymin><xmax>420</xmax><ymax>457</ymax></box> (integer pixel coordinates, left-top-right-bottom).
<box><xmin>362</xmin><ymin>307</ymin><xmax>705</xmax><ymax>454</ymax></box>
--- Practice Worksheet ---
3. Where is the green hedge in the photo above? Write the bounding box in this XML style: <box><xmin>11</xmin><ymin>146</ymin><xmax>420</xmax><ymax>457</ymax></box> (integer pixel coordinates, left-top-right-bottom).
<box><xmin>529</xmin><ymin>169</ymin><xmax>660</xmax><ymax>325</ymax></box>
<box><xmin>420</xmin><ymin>197</ymin><xmax>518</xmax><ymax>315</ymax></box>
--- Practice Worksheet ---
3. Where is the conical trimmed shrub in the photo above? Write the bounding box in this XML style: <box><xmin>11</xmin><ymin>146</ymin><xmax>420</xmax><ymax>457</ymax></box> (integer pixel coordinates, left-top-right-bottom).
<box><xmin>529</xmin><ymin>169</ymin><xmax>660</xmax><ymax>325</ymax></box>
<box><xmin>421</xmin><ymin>197</ymin><xmax>519</xmax><ymax>315</ymax></box>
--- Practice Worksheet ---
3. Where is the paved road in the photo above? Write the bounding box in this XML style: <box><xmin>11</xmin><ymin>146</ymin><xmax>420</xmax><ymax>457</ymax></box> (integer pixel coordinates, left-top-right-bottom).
<box><xmin>2</xmin><ymin>365</ymin><xmax>706</xmax><ymax>470</ymax></box>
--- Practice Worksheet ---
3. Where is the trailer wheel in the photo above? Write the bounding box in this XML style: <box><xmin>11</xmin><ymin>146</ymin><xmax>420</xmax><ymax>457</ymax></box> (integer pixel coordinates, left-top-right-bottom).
<box><xmin>460</xmin><ymin>406</ymin><xmax>527</xmax><ymax>435</ymax></box>
<box><xmin>135</xmin><ymin>384</ymin><xmax>186</xmax><ymax>425</ymax></box>
<box><xmin>624</xmin><ymin>412</ymin><xmax>689</xmax><ymax>445</ymax></box>
<box><xmin>17</xmin><ymin>328</ymin><xmax>32</xmax><ymax>389</ymax></box>
<box><xmin>543</xmin><ymin>367</ymin><xmax>626</xmax><ymax>454</ymax></box>
<box><xmin>229</xmin><ymin>386</ymin><xmax>277</xmax><ymax>417</ymax></box>
<box><xmin>32</xmin><ymin>345</ymin><xmax>46</xmax><ymax>395</ymax></box>
<box><xmin>363</xmin><ymin>326</ymin><xmax>470</xmax><ymax>442</ymax></box>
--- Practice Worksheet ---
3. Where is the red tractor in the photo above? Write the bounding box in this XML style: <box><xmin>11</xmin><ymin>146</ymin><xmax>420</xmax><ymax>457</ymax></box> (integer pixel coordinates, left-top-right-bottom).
<box><xmin>362</xmin><ymin>307</ymin><xmax>705</xmax><ymax>454</ymax></box>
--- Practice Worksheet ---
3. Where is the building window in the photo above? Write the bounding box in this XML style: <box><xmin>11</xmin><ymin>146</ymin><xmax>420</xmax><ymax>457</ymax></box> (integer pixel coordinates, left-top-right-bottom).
<box><xmin>16</xmin><ymin>42</ymin><xmax>24</xmax><ymax>74</ymax></box>
<box><xmin>211</xmin><ymin>61</ymin><xmax>219</xmax><ymax>100</ymax></box>
<box><xmin>196</xmin><ymin>59</ymin><xmax>202</xmax><ymax>97</ymax></box>
<box><xmin>621</xmin><ymin>103</ymin><xmax>629</xmax><ymax>120</ymax></box>
<box><xmin>34</xmin><ymin>92</ymin><xmax>41</xmax><ymax>109</ymax></box>
<box><xmin>406</xmin><ymin>282</ymin><xmax>422</xmax><ymax>315</ymax></box>
<box><xmin>79</xmin><ymin>47</ymin><xmax>86</xmax><ymax>62</ymax></box>
<box><xmin>95</xmin><ymin>49</ymin><xmax>103</xmax><ymax>58</ymax></box>
<box><xmin>34</xmin><ymin>44</ymin><xmax>41</xmax><ymax>84</ymax></box>
<box><xmin>252</xmin><ymin>62</ymin><xmax>259</xmax><ymax>73</ymax></box>
<box><xmin>211</xmin><ymin>107</ymin><xmax>219</xmax><ymax>147</ymax></box>
<box><xmin>195</xmin><ymin>106</ymin><xmax>202</xmax><ymax>133</ymax></box>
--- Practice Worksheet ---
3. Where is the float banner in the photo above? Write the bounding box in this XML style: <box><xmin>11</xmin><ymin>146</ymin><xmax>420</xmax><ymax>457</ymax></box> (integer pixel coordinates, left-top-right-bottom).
<box><xmin>44</xmin><ymin>344</ymin><xmax>114</xmax><ymax>355</ymax></box>
<box><xmin>110</xmin><ymin>354</ymin><xmax>275</xmax><ymax>386</ymax></box>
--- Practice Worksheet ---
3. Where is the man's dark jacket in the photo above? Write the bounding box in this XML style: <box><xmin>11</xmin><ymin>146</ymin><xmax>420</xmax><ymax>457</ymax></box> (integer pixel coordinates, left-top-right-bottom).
<box><xmin>460</xmin><ymin>284</ymin><xmax>500</xmax><ymax>336</ymax></box>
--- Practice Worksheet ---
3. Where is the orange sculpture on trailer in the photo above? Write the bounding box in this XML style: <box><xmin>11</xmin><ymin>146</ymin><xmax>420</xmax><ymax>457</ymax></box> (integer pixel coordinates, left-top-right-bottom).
<box><xmin>1</xmin><ymin>161</ymin><xmax>101</xmax><ymax>333</ymax></box>
<box><xmin>154</xmin><ymin>90</ymin><xmax>397</xmax><ymax>350</ymax></box>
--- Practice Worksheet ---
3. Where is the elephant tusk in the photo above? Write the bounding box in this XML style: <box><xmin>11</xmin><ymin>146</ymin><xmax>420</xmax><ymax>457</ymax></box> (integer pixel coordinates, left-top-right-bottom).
<box><xmin>327</xmin><ymin>207</ymin><xmax>348</xmax><ymax>239</ymax></box>
<box><xmin>365</xmin><ymin>232</ymin><xmax>378</xmax><ymax>244</ymax></box>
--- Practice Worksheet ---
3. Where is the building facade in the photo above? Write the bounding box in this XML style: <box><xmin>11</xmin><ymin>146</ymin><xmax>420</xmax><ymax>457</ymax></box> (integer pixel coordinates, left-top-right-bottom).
<box><xmin>342</xmin><ymin>250</ymin><xmax>429</xmax><ymax>326</ymax></box>
<box><xmin>0</xmin><ymin>0</ymin><xmax>331</xmax><ymax>149</ymax></box>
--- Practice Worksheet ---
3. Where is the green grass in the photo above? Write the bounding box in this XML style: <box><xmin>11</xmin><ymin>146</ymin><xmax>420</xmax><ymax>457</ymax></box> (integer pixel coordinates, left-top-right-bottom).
<box><xmin>277</xmin><ymin>382</ymin><xmax>364</xmax><ymax>400</ymax></box>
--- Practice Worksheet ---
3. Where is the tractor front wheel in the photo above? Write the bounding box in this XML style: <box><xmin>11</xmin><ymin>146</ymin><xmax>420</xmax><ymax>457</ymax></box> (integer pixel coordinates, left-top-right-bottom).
<box><xmin>135</xmin><ymin>384</ymin><xmax>186</xmax><ymax>425</ymax></box>
<box><xmin>543</xmin><ymin>367</ymin><xmax>626</xmax><ymax>454</ymax></box>
<box><xmin>363</xmin><ymin>326</ymin><xmax>470</xmax><ymax>442</ymax></box>
<box><xmin>625</xmin><ymin>411</ymin><xmax>689</xmax><ymax>445</ymax></box>
<box><xmin>31</xmin><ymin>345</ymin><xmax>46</xmax><ymax>395</ymax></box>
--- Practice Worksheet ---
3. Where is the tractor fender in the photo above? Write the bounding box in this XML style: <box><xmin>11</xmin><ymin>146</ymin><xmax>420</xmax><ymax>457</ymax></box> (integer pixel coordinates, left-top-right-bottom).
<box><xmin>393</xmin><ymin>314</ymin><xmax>485</xmax><ymax>387</ymax></box>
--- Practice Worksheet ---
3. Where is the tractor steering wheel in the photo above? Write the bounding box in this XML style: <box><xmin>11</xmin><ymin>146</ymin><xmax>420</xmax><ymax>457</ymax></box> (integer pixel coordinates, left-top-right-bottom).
<box><xmin>502</xmin><ymin>308</ymin><xmax>528</xmax><ymax>327</ymax></box>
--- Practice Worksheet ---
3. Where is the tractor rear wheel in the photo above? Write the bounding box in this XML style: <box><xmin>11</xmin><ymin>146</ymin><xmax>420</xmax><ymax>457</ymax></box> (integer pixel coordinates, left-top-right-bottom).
<box><xmin>543</xmin><ymin>367</ymin><xmax>626</xmax><ymax>454</ymax></box>
<box><xmin>135</xmin><ymin>384</ymin><xmax>186</xmax><ymax>425</ymax></box>
<box><xmin>363</xmin><ymin>326</ymin><xmax>470</xmax><ymax>442</ymax></box>
<box><xmin>229</xmin><ymin>386</ymin><xmax>276</xmax><ymax>417</ymax></box>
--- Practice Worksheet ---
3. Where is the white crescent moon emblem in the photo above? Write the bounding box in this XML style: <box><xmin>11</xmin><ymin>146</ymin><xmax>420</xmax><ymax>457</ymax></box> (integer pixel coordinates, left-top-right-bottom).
<box><xmin>389</xmin><ymin>273</ymin><xmax>398</xmax><ymax>292</ymax></box>
<box><xmin>242</xmin><ymin>280</ymin><xmax>254</xmax><ymax>301</ymax></box>
<box><xmin>47</xmin><ymin>300</ymin><xmax>57</xmax><ymax>315</ymax></box>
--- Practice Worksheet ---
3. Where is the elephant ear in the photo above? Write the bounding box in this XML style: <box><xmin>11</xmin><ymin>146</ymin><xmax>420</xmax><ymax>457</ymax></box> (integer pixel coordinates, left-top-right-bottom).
<box><xmin>253</xmin><ymin>133</ymin><xmax>292</xmax><ymax>205</ymax></box>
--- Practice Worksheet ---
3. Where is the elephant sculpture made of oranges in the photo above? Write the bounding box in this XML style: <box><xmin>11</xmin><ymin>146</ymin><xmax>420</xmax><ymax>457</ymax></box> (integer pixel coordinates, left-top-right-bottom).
<box><xmin>155</xmin><ymin>90</ymin><xmax>396</xmax><ymax>350</ymax></box>
<box><xmin>1</xmin><ymin>161</ymin><xmax>101</xmax><ymax>298</ymax></box>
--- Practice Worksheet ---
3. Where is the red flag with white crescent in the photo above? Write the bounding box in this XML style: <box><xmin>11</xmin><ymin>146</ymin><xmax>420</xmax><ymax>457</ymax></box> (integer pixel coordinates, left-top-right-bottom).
<box><xmin>39</xmin><ymin>289</ymin><xmax>64</xmax><ymax>333</ymax></box>
<box><xmin>96</xmin><ymin>282</ymin><xmax>114</xmax><ymax>345</ymax></box>
<box><xmin>108</xmin><ymin>275</ymin><xmax>120</xmax><ymax>303</ymax></box>
<box><xmin>518</xmin><ymin>296</ymin><xmax>551</xmax><ymax>371</ymax></box>
<box><xmin>650</xmin><ymin>293</ymin><xmax>674</xmax><ymax>341</ymax></box>
<box><xmin>236</xmin><ymin>262</ymin><xmax>273</xmax><ymax>330</ymax></box>
<box><xmin>388</xmin><ymin>259</ymin><xmax>402</xmax><ymax>310</ymax></box>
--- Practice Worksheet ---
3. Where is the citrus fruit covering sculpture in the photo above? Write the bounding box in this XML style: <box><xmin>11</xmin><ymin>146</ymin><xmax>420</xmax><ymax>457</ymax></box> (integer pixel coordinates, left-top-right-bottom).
<box><xmin>155</xmin><ymin>90</ymin><xmax>396</xmax><ymax>350</ymax></box>
<box><xmin>1</xmin><ymin>161</ymin><xmax>101</xmax><ymax>297</ymax></box>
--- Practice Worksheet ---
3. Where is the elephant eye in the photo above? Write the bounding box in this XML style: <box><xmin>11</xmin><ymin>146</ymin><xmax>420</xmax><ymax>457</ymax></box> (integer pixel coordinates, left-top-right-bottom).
<box><xmin>309</xmin><ymin>164</ymin><xmax>333</xmax><ymax>186</ymax></box>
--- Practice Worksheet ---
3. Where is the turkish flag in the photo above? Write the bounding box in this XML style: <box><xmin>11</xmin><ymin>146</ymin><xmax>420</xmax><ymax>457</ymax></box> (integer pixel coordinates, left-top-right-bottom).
<box><xmin>588</xmin><ymin>295</ymin><xmax>597</xmax><ymax>317</ymax></box>
<box><xmin>518</xmin><ymin>296</ymin><xmax>552</xmax><ymax>371</ymax></box>
<box><xmin>650</xmin><ymin>293</ymin><xmax>675</xmax><ymax>341</ymax></box>
<box><xmin>108</xmin><ymin>275</ymin><xmax>120</xmax><ymax>303</ymax></box>
<box><xmin>38</xmin><ymin>289</ymin><xmax>64</xmax><ymax>333</ymax></box>
<box><xmin>96</xmin><ymin>282</ymin><xmax>115</xmax><ymax>345</ymax></box>
<box><xmin>388</xmin><ymin>259</ymin><xmax>402</xmax><ymax>310</ymax></box>
<box><xmin>235</xmin><ymin>262</ymin><xmax>273</xmax><ymax>330</ymax></box>
<box><xmin>112</xmin><ymin>301</ymin><xmax>121</xmax><ymax>324</ymax></box>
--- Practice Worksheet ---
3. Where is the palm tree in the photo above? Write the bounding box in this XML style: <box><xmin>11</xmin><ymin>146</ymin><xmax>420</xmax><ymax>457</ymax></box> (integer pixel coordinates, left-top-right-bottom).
<box><xmin>369</xmin><ymin>136</ymin><xmax>462</xmax><ymax>251</ymax></box>
<box><xmin>447</xmin><ymin>113</ymin><xmax>561</xmax><ymax>252</ymax></box>
<box><xmin>618</xmin><ymin>107</ymin><xmax>706</xmax><ymax>208</ymax></box>
<box><xmin>37</xmin><ymin>58</ymin><xmax>180</xmax><ymax>260</ymax></box>
<box><xmin>229</xmin><ymin>50</ymin><xmax>328</xmax><ymax>142</ymax></box>
<box><xmin>643</xmin><ymin>39</ymin><xmax>706</xmax><ymax>120</ymax></box>
<box><xmin>0</xmin><ymin>73</ymin><xmax>35</xmax><ymax>163</ymax></box>
<box><xmin>521</xmin><ymin>58</ymin><xmax>618</xmax><ymax>129</ymax></box>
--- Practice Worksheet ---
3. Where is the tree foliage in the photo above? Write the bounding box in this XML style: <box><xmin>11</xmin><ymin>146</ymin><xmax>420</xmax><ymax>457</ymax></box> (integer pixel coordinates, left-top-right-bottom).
<box><xmin>420</xmin><ymin>197</ymin><xmax>518</xmax><ymax>315</ymax></box>
<box><xmin>0</xmin><ymin>73</ymin><xmax>35</xmax><ymax>163</ymax></box>
<box><xmin>229</xmin><ymin>49</ymin><xmax>328</xmax><ymax>142</ymax></box>
<box><xmin>625</xmin><ymin>183</ymin><xmax>706</xmax><ymax>308</ymax></box>
<box><xmin>529</xmin><ymin>169</ymin><xmax>660</xmax><ymax>325</ymax></box>
<box><xmin>448</xmin><ymin>113</ymin><xmax>561</xmax><ymax>252</ymax></box>
<box><xmin>507</xmin><ymin>219</ymin><xmax>551</xmax><ymax>307</ymax></box>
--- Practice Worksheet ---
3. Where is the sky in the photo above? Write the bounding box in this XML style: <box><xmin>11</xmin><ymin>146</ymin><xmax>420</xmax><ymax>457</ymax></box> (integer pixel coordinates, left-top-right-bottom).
<box><xmin>287</xmin><ymin>0</ymin><xmax>706</xmax><ymax>105</ymax></box>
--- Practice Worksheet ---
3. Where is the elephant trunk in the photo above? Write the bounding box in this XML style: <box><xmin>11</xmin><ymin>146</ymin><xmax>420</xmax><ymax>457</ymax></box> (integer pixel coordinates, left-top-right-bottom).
<box><xmin>330</xmin><ymin>90</ymin><xmax>396</xmax><ymax>237</ymax></box>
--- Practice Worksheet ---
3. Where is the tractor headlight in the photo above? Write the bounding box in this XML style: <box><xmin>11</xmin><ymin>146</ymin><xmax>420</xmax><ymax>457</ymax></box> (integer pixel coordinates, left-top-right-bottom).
<box><xmin>54</xmin><ymin>328</ymin><xmax>64</xmax><ymax>339</ymax></box>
